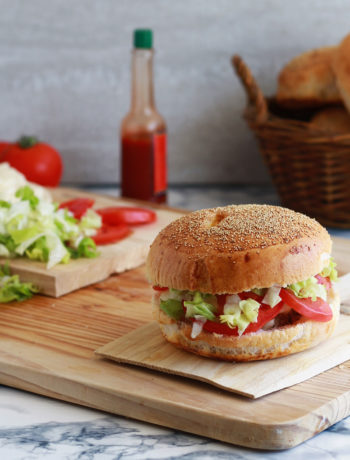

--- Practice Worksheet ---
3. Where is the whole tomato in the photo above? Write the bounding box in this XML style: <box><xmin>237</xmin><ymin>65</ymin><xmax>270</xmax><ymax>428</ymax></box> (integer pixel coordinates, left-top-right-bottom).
<box><xmin>0</xmin><ymin>141</ymin><xmax>10</xmax><ymax>161</ymax></box>
<box><xmin>3</xmin><ymin>136</ymin><xmax>63</xmax><ymax>186</ymax></box>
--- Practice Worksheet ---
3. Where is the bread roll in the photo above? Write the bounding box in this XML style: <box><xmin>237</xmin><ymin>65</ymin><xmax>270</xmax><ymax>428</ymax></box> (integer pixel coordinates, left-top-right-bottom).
<box><xmin>309</xmin><ymin>107</ymin><xmax>350</xmax><ymax>134</ymax></box>
<box><xmin>333</xmin><ymin>34</ymin><xmax>350</xmax><ymax>114</ymax></box>
<box><xmin>276</xmin><ymin>47</ymin><xmax>341</xmax><ymax>108</ymax></box>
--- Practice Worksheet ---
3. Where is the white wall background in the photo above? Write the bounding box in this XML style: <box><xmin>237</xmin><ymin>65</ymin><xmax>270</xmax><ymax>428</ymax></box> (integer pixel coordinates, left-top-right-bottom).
<box><xmin>0</xmin><ymin>0</ymin><xmax>349</xmax><ymax>185</ymax></box>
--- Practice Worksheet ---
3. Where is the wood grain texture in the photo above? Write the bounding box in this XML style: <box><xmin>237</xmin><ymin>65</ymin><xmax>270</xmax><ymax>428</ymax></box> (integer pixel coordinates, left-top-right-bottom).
<box><xmin>0</xmin><ymin>236</ymin><xmax>349</xmax><ymax>450</ymax></box>
<box><xmin>0</xmin><ymin>187</ymin><xmax>183</xmax><ymax>297</ymax></box>
<box><xmin>95</xmin><ymin>311</ymin><xmax>350</xmax><ymax>399</ymax></box>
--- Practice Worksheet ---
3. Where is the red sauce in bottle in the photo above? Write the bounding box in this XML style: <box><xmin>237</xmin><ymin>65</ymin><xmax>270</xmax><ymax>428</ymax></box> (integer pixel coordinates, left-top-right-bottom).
<box><xmin>121</xmin><ymin>29</ymin><xmax>167</xmax><ymax>203</ymax></box>
<box><xmin>121</xmin><ymin>132</ymin><xmax>167</xmax><ymax>203</ymax></box>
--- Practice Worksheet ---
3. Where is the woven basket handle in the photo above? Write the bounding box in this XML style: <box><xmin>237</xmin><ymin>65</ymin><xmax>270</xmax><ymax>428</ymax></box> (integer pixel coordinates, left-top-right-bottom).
<box><xmin>232</xmin><ymin>55</ymin><xmax>268</xmax><ymax>124</ymax></box>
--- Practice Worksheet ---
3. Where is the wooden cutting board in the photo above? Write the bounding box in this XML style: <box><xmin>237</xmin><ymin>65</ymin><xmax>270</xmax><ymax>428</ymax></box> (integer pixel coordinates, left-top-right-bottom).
<box><xmin>0</xmin><ymin>188</ymin><xmax>183</xmax><ymax>297</ymax></box>
<box><xmin>0</xmin><ymin>192</ymin><xmax>349</xmax><ymax>451</ymax></box>
<box><xmin>0</xmin><ymin>191</ymin><xmax>350</xmax><ymax>449</ymax></box>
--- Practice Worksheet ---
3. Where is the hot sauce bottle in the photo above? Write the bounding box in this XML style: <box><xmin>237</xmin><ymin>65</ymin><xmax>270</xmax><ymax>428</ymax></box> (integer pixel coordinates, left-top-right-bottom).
<box><xmin>121</xmin><ymin>29</ymin><xmax>167</xmax><ymax>203</ymax></box>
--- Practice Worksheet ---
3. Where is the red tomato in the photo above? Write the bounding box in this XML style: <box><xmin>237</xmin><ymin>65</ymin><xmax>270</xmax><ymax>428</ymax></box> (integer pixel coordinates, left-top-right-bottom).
<box><xmin>216</xmin><ymin>294</ymin><xmax>227</xmax><ymax>314</ymax></box>
<box><xmin>0</xmin><ymin>141</ymin><xmax>10</xmax><ymax>161</ymax></box>
<box><xmin>97</xmin><ymin>207</ymin><xmax>156</xmax><ymax>226</ymax></box>
<box><xmin>3</xmin><ymin>136</ymin><xmax>63</xmax><ymax>186</ymax></box>
<box><xmin>92</xmin><ymin>225</ymin><xmax>131</xmax><ymax>245</ymax></box>
<box><xmin>153</xmin><ymin>286</ymin><xmax>169</xmax><ymax>291</ymax></box>
<box><xmin>59</xmin><ymin>198</ymin><xmax>95</xmax><ymax>219</ymax></box>
<box><xmin>202</xmin><ymin>300</ymin><xmax>283</xmax><ymax>336</ymax></box>
<box><xmin>279</xmin><ymin>288</ymin><xmax>332</xmax><ymax>322</ymax></box>
<box><xmin>315</xmin><ymin>274</ymin><xmax>332</xmax><ymax>290</ymax></box>
<box><xmin>238</xmin><ymin>292</ymin><xmax>263</xmax><ymax>302</ymax></box>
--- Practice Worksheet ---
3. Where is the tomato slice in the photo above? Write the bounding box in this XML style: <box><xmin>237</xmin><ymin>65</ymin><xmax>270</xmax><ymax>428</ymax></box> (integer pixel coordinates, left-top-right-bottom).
<box><xmin>216</xmin><ymin>294</ymin><xmax>227</xmax><ymax>314</ymax></box>
<box><xmin>279</xmin><ymin>288</ymin><xmax>332</xmax><ymax>322</ymax></box>
<box><xmin>238</xmin><ymin>292</ymin><xmax>263</xmax><ymax>302</ymax></box>
<box><xmin>92</xmin><ymin>224</ymin><xmax>131</xmax><ymax>245</ymax></box>
<box><xmin>59</xmin><ymin>198</ymin><xmax>95</xmax><ymax>219</ymax></box>
<box><xmin>315</xmin><ymin>274</ymin><xmax>332</xmax><ymax>290</ymax></box>
<box><xmin>97</xmin><ymin>207</ymin><xmax>156</xmax><ymax>226</ymax></box>
<box><xmin>153</xmin><ymin>286</ymin><xmax>169</xmax><ymax>291</ymax></box>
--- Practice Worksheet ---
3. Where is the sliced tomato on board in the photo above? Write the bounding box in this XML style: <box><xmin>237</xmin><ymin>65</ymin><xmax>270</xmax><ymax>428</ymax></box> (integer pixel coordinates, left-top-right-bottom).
<box><xmin>59</xmin><ymin>198</ymin><xmax>95</xmax><ymax>219</ymax></box>
<box><xmin>153</xmin><ymin>286</ymin><xmax>169</xmax><ymax>292</ymax></box>
<box><xmin>97</xmin><ymin>207</ymin><xmax>156</xmax><ymax>226</ymax></box>
<box><xmin>315</xmin><ymin>274</ymin><xmax>332</xmax><ymax>290</ymax></box>
<box><xmin>92</xmin><ymin>224</ymin><xmax>131</xmax><ymax>245</ymax></box>
<box><xmin>279</xmin><ymin>288</ymin><xmax>332</xmax><ymax>322</ymax></box>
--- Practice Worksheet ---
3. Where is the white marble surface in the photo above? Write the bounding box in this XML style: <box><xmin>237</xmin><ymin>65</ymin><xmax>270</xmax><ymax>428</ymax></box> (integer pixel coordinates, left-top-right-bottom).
<box><xmin>1</xmin><ymin>186</ymin><xmax>350</xmax><ymax>459</ymax></box>
<box><xmin>1</xmin><ymin>1</ymin><xmax>350</xmax><ymax>185</ymax></box>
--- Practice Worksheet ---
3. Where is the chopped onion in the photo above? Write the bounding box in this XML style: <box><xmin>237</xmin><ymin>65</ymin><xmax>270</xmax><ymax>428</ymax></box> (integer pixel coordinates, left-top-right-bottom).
<box><xmin>191</xmin><ymin>316</ymin><xmax>206</xmax><ymax>339</ymax></box>
<box><xmin>262</xmin><ymin>286</ymin><xmax>281</xmax><ymax>308</ymax></box>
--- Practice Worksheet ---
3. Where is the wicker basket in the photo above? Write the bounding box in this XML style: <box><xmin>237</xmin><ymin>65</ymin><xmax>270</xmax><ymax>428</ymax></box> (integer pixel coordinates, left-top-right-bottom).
<box><xmin>232</xmin><ymin>55</ymin><xmax>350</xmax><ymax>228</ymax></box>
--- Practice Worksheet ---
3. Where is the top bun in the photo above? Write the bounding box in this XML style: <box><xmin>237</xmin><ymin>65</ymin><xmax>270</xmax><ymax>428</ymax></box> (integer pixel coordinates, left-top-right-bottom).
<box><xmin>146</xmin><ymin>205</ymin><xmax>331</xmax><ymax>294</ymax></box>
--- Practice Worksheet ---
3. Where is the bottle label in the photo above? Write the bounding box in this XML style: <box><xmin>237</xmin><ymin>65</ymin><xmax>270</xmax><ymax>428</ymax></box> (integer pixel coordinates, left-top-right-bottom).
<box><xmin>153</xmin><ymin>133</ymin><xmax>167</xmax><ymax>194</ymax></box>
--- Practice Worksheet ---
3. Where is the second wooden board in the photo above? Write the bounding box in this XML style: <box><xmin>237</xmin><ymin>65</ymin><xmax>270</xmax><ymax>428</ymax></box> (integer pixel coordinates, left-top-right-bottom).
<box><xmin>0</xmin><ymin>188</ymin><xmax>183</xmax><ymax>297</ymax></box>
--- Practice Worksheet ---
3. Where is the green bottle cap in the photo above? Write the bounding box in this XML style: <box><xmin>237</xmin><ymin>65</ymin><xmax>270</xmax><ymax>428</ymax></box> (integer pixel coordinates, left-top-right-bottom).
<box><xmin>134</xmin><ymin>29</ymin><xmax>153</xmax><ymax>49</ymax></box>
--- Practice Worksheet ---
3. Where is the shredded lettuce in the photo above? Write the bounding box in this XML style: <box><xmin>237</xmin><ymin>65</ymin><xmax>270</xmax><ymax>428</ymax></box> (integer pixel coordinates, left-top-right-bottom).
<box><xmin>68</xmin><ymin>237</ymin><xmax>98</xmax><ymax>259</ymax></box>
<box><xmin>0</xmin><ymin>263</ymin><xmax>38</xmax><ymax>302</ymax></box>
<box><xmin>220</xmin><ymin>298</ymin><xmax>260</xmax><ymax>335</ymax></box>
<box><xmin>0</xmin><ymin>201</ymin><xmax>10</xmax><ymax>209</ymax></box>
<box><xmin>287</xmin><ymin>277</ymin><xmax>327</xmax><ymax>301</ymax></box>
<box><xmin>320</xmin><ymin>257</ymin><xmax>338</xmax><ymax>282</ymax></box>
<box><xmin>160</xmin><ymin>299</ymin><xmax>183</xmax><ymax>320</ymax></box>
<box><xmin>0</xmin><ymin>187</ymin><xmax>101</xmax><ymax>268</ymax></box>
<box><xmin>15</xmin><ymin>186</ymin><xmax>39</xmax><ymax>209</ymax></box>
<box><xmin>79</xmin><ymin>209</ymin><xmax>102</xmax><ymax>237</ymax></box>
<box><xmin>0</xmin><ymin>244</ymin><xmax>10</xmax><ymax>257</ymax></box>
<box><xmin>184</xmin><ymin>291</ymin><xmax>217</xmax><ymax>321</ymax></box>
<box><xmin>286</xmin><ymin>259</ymin><xmax>337</xmax><ymax>301</ymax></box>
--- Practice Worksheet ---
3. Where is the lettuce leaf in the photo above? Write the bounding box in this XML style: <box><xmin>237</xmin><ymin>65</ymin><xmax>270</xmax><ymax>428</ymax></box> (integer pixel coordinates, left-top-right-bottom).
<box><xmin>160</xmin><ymin>299</ymin><xmax>184</xmax><ymax>320</ymax></box>
<box><xmin>79</xmin><ymin>209</ymin><xmax>101</xmax><ymax>236</ymax></box>
<box><xmin>0</xmin><ymin>187</ymin><xmax>102</xmax><ymax>268</ymax></box>
<box><xmin>25</xmin><ymin>236</ymin><xmax>49</xmax><ymax>262</ymax></box>
<box><xmin>15</xmin><ymin>186</ymin><xmax>39</xmax><ymax>209</ymax></box>
<box><xmin>0</xmin><ymin>201</ymin><xmax>10</xmax><ymax>209</ymax></box>
<box><xmin>320</xmin><ymin>258</ymin><xmax>338</xmax><ymax>282</ymax></box>
<box><xmin>68</xmin><ymin>237</ymin><xmax>98</xmax><ymax>259</ymax></box>
<box><xmin>184</xmin><ymin>291</ymin><xmax>217</xmax><ymax>321</ymax></box>
<box><xmin>287</xmin><ymin>277</ymin><xmax>327</xmax><ymax>301</ymax></box>
<box><xmin>220</xmin><ymin>298</ymin><xmax>260</xmax><ymax>335</ymax></box>
<box><xmin>0</xmin><ymin>234</ymin><xmax>16</xmax><ymax>253</ymax></box>
<box><xmin>0</xmin><ymin>263</ymin><xmax>38</xmax><ymax>302</ymax></box>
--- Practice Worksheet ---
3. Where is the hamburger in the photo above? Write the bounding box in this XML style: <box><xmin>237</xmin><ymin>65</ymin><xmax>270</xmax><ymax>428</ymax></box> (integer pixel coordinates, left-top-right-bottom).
<box><xmin>146</xmin><ymin>205</ymin><xmax>339</xmax><ymax>361</ymax></box>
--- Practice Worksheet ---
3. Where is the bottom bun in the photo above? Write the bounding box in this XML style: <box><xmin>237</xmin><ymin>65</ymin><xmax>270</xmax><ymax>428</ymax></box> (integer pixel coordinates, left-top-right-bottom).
<box><xmin>153</xmin><ymin>289</ymin><xmax>340</xmax><ymax>362</ymax></box>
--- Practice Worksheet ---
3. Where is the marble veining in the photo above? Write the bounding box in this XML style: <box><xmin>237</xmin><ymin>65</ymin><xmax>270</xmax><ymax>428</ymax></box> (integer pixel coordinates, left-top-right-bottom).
<box><xmin>0</xmin><ymin>412</ymin><xmax>350</xmax><ymax>460</ymax></box>
<box><xmin>0</xmin><ymin>410</ymin><xmax>350</xmax><ymax>460</ymax></box>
